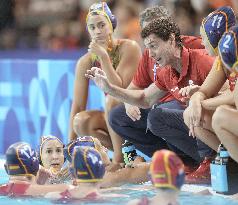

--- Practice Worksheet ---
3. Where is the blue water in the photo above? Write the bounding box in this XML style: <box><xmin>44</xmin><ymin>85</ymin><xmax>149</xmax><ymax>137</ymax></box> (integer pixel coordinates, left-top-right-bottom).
<box><xmin>1</xmin><ymin>157</ymin><xmax>238</xmax><ymax>205</ymax></box>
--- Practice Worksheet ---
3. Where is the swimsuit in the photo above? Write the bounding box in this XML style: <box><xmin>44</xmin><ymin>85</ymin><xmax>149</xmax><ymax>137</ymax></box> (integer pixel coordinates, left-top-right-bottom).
<box><xmin>0</xmin><ymin>182</ymin><xmax>30</xmax><ymax>197</ymax></box>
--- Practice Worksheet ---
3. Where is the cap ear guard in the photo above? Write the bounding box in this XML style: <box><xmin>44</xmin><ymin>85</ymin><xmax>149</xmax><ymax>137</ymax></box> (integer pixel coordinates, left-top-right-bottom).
<box><xmin>5</xmin><ymin>142</ymin><xmax>39</xmax><ymax>176</ymax></box>
<box><xmin>72</xmin><ymin>146</ymin><xmax>105</xmax><ymax>182</ymax></box>
<box><xmin>110</xmin><ymin>14</ymin><xmax>117</xmax><ymax>30</ymax></box>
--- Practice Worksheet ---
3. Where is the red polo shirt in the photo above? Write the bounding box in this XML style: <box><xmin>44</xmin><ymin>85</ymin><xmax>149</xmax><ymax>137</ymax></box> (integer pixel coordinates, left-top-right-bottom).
<box><xmin>132</xmin><ymin>35</ymin><xmax>204</xmax><ymax>102</ymax></box>
<box><xmin>154</xmin><ymin>47</ymin><xmax>215</xmax><ymax>103</ymax></box>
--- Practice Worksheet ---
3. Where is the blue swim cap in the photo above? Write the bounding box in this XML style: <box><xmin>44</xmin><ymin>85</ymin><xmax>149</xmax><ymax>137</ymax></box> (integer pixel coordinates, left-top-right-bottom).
<box><xmin>64</xmin><ymin>136</ymin><xmax>96</xmax><ymax>162</ymax></box>
<box><xmin>86</xmin><ymin>2</ymin><xmax>117</xmax><ymax>31</ymax></box>
<box><xmin>201</xmin><ymin>6</ymin><xmax>235</xmax><ymax>52</ymax></box>
<box><xmin>219</xmin><ymin>25</ymin><xmax>238</xmax><ymax>73</ymax></box>
<box><xmin>71</xmin><ymin>146</ymin><xmax>105</xmax><ymax>183</ymax></box>
<box><xmin>4</xmin><ymin>142</ymin><xmax>39</xmax><ymax>176</ymax></box>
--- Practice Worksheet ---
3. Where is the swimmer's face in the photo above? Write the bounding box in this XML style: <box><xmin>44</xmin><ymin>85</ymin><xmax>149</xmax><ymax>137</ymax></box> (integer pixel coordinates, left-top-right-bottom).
<box><xmin>200</xmin><ymin>26</ymin><xmax>216</xmax><ymax>57</ymax></box>
<box><xmin>87</xmin><ymin>14</ymin><xmax>112</xmax><ymax>45</ymax></box>
<box><xmin>41</xmin><ymin>140</ymin><xmax>64</xmax><ymax>171</ymax></box>
<box><xmin>144</xmin><ymin>33</ymin><xmax>175</xmax><ymax>67</ymax></box>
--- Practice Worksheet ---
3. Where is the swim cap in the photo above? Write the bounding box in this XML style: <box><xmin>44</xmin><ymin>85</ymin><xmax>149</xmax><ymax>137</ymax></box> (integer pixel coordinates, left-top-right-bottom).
<box><xmin>39</xmin><ymin>135</ymin><xmax>63</xmax><ymax>163</ymax></box>
<box><xmin>71</xmin><ymin>146</ymin><xmax>105</xmax><ymax>183</ymax></box>
<box><xmin>218</xmin><ymin>25</ymin><xmax>238</xmax><ymax>73</ymax></box>
<box><xmin>64</xmin><ymin>136</ymin><xmax>96</xmax><ymax>162</ymax></box>
<box><xmin>201</xmin><ymin>6</ymin><xmax>235</xmax><ymax>52</ymax></box>
<box><xmin>149</xmin><ymin>150</ymin><xmax>185</xmax><ymax>190</ymax></box>
<box><xmin>4</xmin><ymin>142</ymin><xmax>39</xmax><ymax>176</ymax></box>
<box><xmin>86</xmin><ymin>2</ymin><xmax>117</xmax><ymax>31</ymax></box>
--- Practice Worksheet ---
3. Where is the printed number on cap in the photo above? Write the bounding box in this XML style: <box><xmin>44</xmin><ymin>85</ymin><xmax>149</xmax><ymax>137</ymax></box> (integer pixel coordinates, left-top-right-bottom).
<box><xmin>212</xmin><ymin>15</ymin><xmax>223</xmax><ymax>29</ymax></box>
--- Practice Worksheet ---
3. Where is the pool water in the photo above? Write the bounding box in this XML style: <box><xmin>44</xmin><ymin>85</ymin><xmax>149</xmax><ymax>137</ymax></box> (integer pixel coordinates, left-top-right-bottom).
<box><xmin>1</xmin><ymin>158</ymin><xmax>238</xmax><ymax>205</ymax></box>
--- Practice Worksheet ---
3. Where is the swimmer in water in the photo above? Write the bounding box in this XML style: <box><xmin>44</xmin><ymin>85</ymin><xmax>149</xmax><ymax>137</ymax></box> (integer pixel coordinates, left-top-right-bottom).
<box><xmin>65</xmin><ymin>135</ymin><xmax>111</xmax><ymax>167</ymax></box>
<box><xmin>128</xmin><ymin>150</ymin><xmax>185</xmax><ymax>205</ymax></box>
<box><xmin>46</xmin><ymin>146</ymin><xmax>105</xmax><ymax>201</ymax></box>
<box><xmin>37</xmin><ymin>135</ymin><xmax>65</xmax><ymax>184</ymax></box>
<box><xmin>64</xmin><ymin>135</ymin><xmax>151</xmax><ymax>188</ymax></box>
<box><xmin>0</xmin><ymin>142</ymin><xmax>67</xmax><ymax>197</ymax></box>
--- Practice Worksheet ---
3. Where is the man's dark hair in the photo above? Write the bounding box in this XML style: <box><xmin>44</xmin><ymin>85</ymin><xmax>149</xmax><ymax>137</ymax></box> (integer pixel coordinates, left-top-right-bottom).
<box><xmin>141</xmin><ymin>17</ymin><xmax>182</xmax><ymax>48</ymax></box>
<box><xmin>139</xmin><ymin>6</ymin><xmax>169</xmax><ymax>27</ymax></box>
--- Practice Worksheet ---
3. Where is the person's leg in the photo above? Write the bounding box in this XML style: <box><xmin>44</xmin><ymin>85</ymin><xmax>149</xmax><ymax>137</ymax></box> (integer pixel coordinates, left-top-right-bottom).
<box><xmin>212</xmin><ymin>105</ymin><xmax>238</xmax><ymax>163</ymax></box>
<box><xmin>147</xmin><ymin>107</ymin><xmax>201</xmax><ymax>162</ymax></box>
<box><xmin>73</xmin><ymin>110</ymin><xmax>113</xmax><ymax>150</ymax></box>
<box><xmin>108</xmin><ymin>104</ymin><xmax>168</xmax><ymax>157</ymax></box>
<box><xmin>183</xmin><ymin>108</ymin><xmax>217</xmax><ymax>184</ymax></box>
<box><xmin>183</xmin><ymin>108</ymin><xmax>220</xmax><ymax>151</ymax></box>
<box><xmin>104</xmin><ymin>96</ymin><xmax>124</xmax><ymax>164</ymax></box>
<box><xmin>155</xmin><ymin>100</ymin><xmax>185</xmax><ymax>110</ymax></box>
<box><xmin>154</xmin><ymin>100</ymin><xmax>211</xmax><ymax>162</ymax></box>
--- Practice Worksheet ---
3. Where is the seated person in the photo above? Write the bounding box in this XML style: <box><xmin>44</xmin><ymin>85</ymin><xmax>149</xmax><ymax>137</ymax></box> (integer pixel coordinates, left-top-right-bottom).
<box><xmin>212</xmin><ymin>25</ymin><xmax>238</xmax><ymax>164</ymax></box>
<box><xmin>183</xmin><ymin>6</ymin><xmax>236</xmax><ymax>184</ymax></box>
<box><xmin>0</xmin><ymin>142</ymin><xmax>67</xmax><ymax>197</ymax></box>
<box><xmin>46</xmin><ymin>146</ymin><xmax>105</xmax><ymax>201</ymax></box>
<box><xmin>128</xmin><ymin>149</ymin><xmax>185</xmax><ymax>205</ymax></box>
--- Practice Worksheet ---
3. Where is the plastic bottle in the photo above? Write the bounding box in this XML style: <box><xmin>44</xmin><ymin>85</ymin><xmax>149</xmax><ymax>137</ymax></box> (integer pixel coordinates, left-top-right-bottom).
<box><xmin>210</xmin><ymin>144</ymin><xmax>229</xmax><ymax>194</ymax></box>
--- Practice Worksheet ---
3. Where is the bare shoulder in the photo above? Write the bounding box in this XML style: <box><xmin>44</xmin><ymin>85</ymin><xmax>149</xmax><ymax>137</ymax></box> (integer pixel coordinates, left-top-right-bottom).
<box><xmin>119</xmin><ymin>39</ymin><xmax>141</xmax><ymax>54</ymax></box>
<box><xmin>75</xmin><ymin>52</ymin><xmax>92</xmax><ymax>75</ymax></box>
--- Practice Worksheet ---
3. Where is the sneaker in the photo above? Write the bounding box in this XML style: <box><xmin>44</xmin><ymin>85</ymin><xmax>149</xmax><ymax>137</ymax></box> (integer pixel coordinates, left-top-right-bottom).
<box><xmin>185</xmin><ymin>158</ymin><xmax>212</xmax><ymax>184</ymax></box>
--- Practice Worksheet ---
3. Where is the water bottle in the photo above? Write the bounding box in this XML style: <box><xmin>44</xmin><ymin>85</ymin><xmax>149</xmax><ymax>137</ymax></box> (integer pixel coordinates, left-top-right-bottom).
<box><xmin>210</xmin><ymin>144</ymin><xmax>229</xmax><ymax>194</ymax></box>
<box><xmin>122</xmin><ymin>140</ymin><xmax>137</xmax><ymax>166</ymax></box>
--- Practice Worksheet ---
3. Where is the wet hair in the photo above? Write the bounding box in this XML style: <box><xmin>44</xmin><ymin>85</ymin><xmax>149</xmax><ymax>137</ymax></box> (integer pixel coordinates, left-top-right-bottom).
<box><xmin>139</xmin><ymin>6</ymin><xmax>169</xmax><ymax>27</ymax></box>
<box><xmin>141</xmin><ymin>17</ymin><xmax>182</xmax><ymax>48</ymax></box>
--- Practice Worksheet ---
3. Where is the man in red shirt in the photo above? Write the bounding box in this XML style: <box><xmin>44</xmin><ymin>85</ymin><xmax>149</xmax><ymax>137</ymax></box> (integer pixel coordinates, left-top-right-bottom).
<box><xmin>87</xmin><ymin>16</ymin><xmax>215</xmax><ymax>183</ymax></box>
<box><xmin>109</xmin><ymin>6</ymin><xmax>212</xmax><ymax>171</ymax></box>
<box><xmin>110</xmin><ymin>6</ymin><xmax>206</xmax><ymax>158</ymax></box>
<box><xmin>105</xmin><ymin>5</ymin><xmax>208</xmax><ymax>171</ymax></box>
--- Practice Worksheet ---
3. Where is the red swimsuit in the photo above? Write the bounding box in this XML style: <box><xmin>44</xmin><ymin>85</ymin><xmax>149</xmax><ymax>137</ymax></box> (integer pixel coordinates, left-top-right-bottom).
<box><xmin>54</xmin><ymin>189</ymin><xmax>99</xmax><ymax>203</ymax></box>
<box><xmin>0</xmin><ymin>183</ymin><xmax>30</xmax><ymax>197</ymax></box>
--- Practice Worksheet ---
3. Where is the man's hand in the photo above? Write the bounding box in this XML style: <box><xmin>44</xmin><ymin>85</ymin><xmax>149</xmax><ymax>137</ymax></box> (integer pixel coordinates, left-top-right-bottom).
<box><xmin>85</xmin><ymin>67</ymin><xmax>111</xmax><ymax>93</ymax></box>
<box><xmin>124</xmin><ymin>103</ymin><xmax>141</xmax><ymax>121</ymax></box>
<box><xmin>179</xmin><ymin>85</ymin><xmax>200</xmax><ymax>98</ymax></box>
